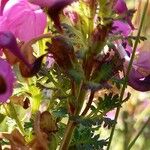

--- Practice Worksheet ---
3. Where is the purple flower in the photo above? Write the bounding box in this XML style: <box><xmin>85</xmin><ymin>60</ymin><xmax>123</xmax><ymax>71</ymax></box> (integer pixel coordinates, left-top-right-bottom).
<box><xmin>0</xmin><ymin>58</ymin><xmax>14</xmax><ymax>103</ymax></box>
<box><xmin>0</xmin><ymin>0</ymin><xmax>9</xmax><ymax>15</ymax></box>
<box><xmin>128</xmin><ymin>69</ymin><xmax>150</xmax><ymax>92</ymax></box>
<box><xmin>116</xmin><ymin>40</ymin><xmax>150</xmax><ymax>92</ymax></box>
<box><xmin>128</xmin><ymin>50</ymin><xmax>150</xmax><ymax>91</ymax></box>
<box><xmin>112</xmin><ymin>20</ymin><xmax>132</xmax><ymax>37</ymax></box>
<box><xmin>125</xmin><ymin>49</ymin><xmax>150</xmax><ymax>92</ymax></box>
<box><xmin>0</xmin><ymin>0</ymin><xmax>47</xmax><ymax>42</ymax></box>
<box><xmin>29</xmin><ymin>0</ymin><xmax>53</xmax><ymax>7</ymax></box>
<box><xmin>114</xmin><ymin>0</ymin><xmax>128</xmax><ymax>14</ymax></box>
<box><xmin>29</xmin><ymin>0</ymin><xmax>75</xmax><ymax>31</ymax></box>
<box><xmin>0</xmin><ymin>31</ymin><xmax>31</xmax><ymax>67</ymax></box>
<box><xmin>113</xmin><ymin>0</ymin><xmax>134</xmax><ymax>29</ymax></box>
<box><xmin>133</xmin><ymin>51</ymin><xmax>150</xmax><ymax>70</ymax></box>
<box><xmin>0</xmin><ymin>31</ymin><xmax>47</xmax><ymax>77</ymax></box>
<box><xmin>122</xmin><ymin>41</ymin><xmax>132</xmax><ymax>54</ymax></box>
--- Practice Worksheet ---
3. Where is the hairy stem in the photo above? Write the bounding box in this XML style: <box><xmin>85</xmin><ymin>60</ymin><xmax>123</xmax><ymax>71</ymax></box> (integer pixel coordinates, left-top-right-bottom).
<box><xmin>59</xmin><ymin>81</ymin><xmax>87</xmax><ymax>149</ymax></box>
<box><xmin>59</xmin><ymin>81</ymin><xmax>87</xmax><ymax>150</ymax></box>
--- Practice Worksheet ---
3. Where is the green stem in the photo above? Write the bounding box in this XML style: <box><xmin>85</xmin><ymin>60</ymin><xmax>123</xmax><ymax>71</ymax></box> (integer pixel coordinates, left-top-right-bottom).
<box><xmin>127</xmin><ymin>117</ymin><xmax>150</xmax><ymax>150</ymax></box>
<box><xmin>60</xmin><ymin>82</ymin><xmax>87</xmax><ymax>149</ymax></box>
<box><xmin>59</xmin><ymin>121</ymin><xmax>76</xmax><ymax>150</ymax></box>
<box><xmin>107</xmin><ymin>1</ymin><xmax>149</xmax><ymax>149</ymax></box>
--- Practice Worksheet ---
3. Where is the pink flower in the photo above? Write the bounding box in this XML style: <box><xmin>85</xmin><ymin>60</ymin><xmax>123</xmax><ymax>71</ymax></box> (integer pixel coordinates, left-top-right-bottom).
<box><xmin>0</xmin><ymin>0</ymin><xmax>47</xmax><ymax>42</ymax></box>
<box><xmin>112</xmin><ymin>20</ymin><xmax>132</xmax><ymax>37</ymax></box>
<box><xmin>114</xmin><ymin>0</ymin><xmax>128</xmax><ymax>14</ymax></box>
<box><xmin>0</xmin><ymin>58</ymin><xmax>14</xmax><ymax>103</ymax></box>
<box><xmin>116</xmin><ymin>41</ymin><xmax>150</xmax><ymax>92</ymax></box>
<box><xmin>29</xmin><ymin>0</ymin><xmax>54</xmax><ymax>7</ymax></box>
<box><xmin>0</xmin><ymin>31</ymin><xmax>46</xmax><ymax>78</ymax></box>
<box><xmin>113</xmin><ymin>0</ymin><xmax>134</xmax><ymax>29</ymax></box>
<box><xmin>0</xmin><ymin>31</ymin><xmax>31</xmax><ymax>67</ymax></box>
<box><xmin>0</xmin><ymin>0</ymin><xmax>9</xmax><ymax>15</ymax></box>
<box><xmin>133</xmin><ymin>51</ymin><xmax>150</xmax><ymax>71</ymax></box>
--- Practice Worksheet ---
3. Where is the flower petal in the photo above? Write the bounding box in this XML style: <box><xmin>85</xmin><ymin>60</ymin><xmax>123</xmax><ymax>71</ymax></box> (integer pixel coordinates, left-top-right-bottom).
<box><xmin>114</xmin><ymin>0</ymin><xmax>128</xmax><ymax>14</ymax></box>
<box><xmin>0</xmin><ymin>31</ymin><xmax>31</xmax><ymax>67</ymax></box>
<box><xmin>30</xmin><ymin>0</ymin><xmax>75</xmax><ymax>31</ymax></box>
<box><xmin>29</xmin><ymin>0</ymin><xmax>54</xmax><ymax>7</ymax></box>
<box><xmin>112</xmin><ymin>20</ymin><xmax>132</xmax><ymax>36</ymax></box>
<box><xmin>134</xmin><ymin>51</ymin><xmax>150</xmax><ymax>70</ymax></box>
<box><xmin>128</xmin><ymin>70</ymin><xmax>150</xmax><ymax>92</ymax></box>
<box><xmin>1</xmin><ymin>0</ymin><xmax>47</xmax><ymax>41</ymax></box>
<box><xmin>0</xmin><ymin>0</ymin><xmax>9</xmax><ymax>15</ymax></box>
<box><xmin>0</xmin><ymin>58</ymin><xmax>14</xmax><ymax>102</ymax></box>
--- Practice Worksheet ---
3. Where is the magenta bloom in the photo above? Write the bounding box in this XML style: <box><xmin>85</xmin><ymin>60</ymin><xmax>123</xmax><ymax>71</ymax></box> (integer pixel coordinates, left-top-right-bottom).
<box><xmin>112</xmin><ymin>20</ymin><xmax>132</xmax><ymax>37</ymax></box>
<box><xmin>128</xmin><ymin>70</ymin><xmax>150</xmax><ymax>92</ymax></box>
<box><xmin>0</xmin><ymin>31</ymin><xmax>46</xmax><ymax>77</ymax></box>
<box><xmin>0</xmin><ymin>58</ymin><xmax>14</xmax><ymax>102</ymax></box>
<box><xmin>114</xmin><ymin>0</ymin><xmax>128</xmax><ymax>14</ymax></box>
<box><xmin>0</xmin><ymin>0</ymin><xmax>47</xmax><ymax>42</ymax></box>
<box><xmin>113</xmin><ymin>0</ymin><xmax>134</xmax><ymax>29</ymax></box>
<box><xmin>0</xmin><ymin>31</ymin><xmax>31</xmax><ymax>67</ymax></box>
<box><xmin>116</xmin><ymin>41</ymin><xmax>150</xmax><ymax>92</ymax></box>
<box><xmin>0</xmin><ymin>0</ymin><xmax>9</xmax><ymax>15</ymax></box>
<box><xmin>125</xmin><ymin>50</ymin><xmax>150</xmax><ymax>92</ymax></box>
<box><xmin>29</xmin><ymin>0</ymin><xmax>53</xmax><ymax>7</ymax></box>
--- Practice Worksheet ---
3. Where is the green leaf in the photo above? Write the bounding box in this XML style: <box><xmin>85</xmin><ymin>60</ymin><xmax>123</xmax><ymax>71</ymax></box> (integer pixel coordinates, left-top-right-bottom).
<box><xmin>70</xmin><ymin>125</ymin><xmax>108</xmax><ymax>149</ymax></box>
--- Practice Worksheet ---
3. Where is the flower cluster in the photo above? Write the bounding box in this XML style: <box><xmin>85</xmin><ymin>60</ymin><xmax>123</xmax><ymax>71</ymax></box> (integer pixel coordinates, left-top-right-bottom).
<box><xmin>0</xmin><ymin>0</ymin><xmax>148</xmax><ymax>105</ymax></box>
<box><xmin>0</xmin><ymin>0</ymin><xmax>149</xmax><ymax>149</ymax></box>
